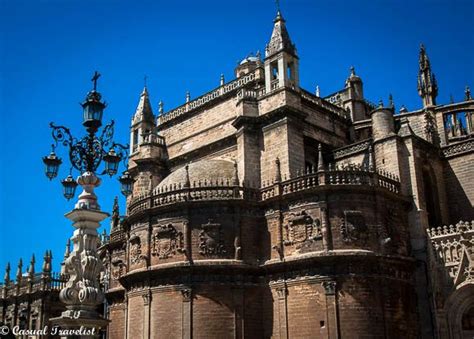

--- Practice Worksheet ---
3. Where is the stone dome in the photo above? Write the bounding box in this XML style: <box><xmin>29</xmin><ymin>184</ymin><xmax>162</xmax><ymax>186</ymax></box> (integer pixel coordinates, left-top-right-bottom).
<box><xmin>157</xmin><ymin>159</ymin><xmax>236</xmax><ymax>189</ymax></box>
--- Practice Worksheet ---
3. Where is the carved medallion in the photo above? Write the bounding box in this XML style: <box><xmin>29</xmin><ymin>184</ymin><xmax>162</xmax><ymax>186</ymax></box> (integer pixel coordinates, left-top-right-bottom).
<box><xmin>199</xmin><ymin>220</ymin><xmax>226</xmax><ymax>256</ymax></box>
<box><xmin>151</xmin><ymin>224</ymin><xmax>184</xmax><ymax>259</ymax></box>
<box><xmin>341</xmin><ymin>210</ymin><xmax>368</xmax><ymax>243</ymax></box>
<box><xmin>284</xmin><ymin>210</ymin><xmax>322</xmax><ymax>248</ymax></box>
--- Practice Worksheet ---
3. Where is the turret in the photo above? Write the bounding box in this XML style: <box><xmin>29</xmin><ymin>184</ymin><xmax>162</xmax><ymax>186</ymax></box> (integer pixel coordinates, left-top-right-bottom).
<box><xmin>343</xmin><ymin>66</ymin><xmax>367</xmax><ymax>121</ymax></box>
<box><xmin>370</xmin><ymin>100</ymin><xmax>395</xmax><ymax>141</ymax></box>
<box><xmin>264</xmin><ymin>10</ymin><xmax>299</xmax><ymax>93</ymax></box>
<box><xmin>417</xmin><ymin>44</ymin><xmax>438</xmax><ymax>107</ymax></box>
<box><xmin>129</xmin><ymin>87</ymin><xmax>168</xmax><ymax>196</ymax></box>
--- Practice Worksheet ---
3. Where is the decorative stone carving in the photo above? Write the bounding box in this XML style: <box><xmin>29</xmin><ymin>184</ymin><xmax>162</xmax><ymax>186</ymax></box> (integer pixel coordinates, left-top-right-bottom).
<box><xmin>275</xmin><ymin>286</ymin><xmax>288</xmax><ymax>300</ymax></box>
<box><xmin>111</xmin><ymin>258</ymin><xmax>126</xmax><ymax>280</ymax></box>
<box><xmin>199</xmin><ymin>220</ymin><xmax>226</xmax><ymax>256</ymax></box>
<box><xmin>151</xmin><ymin>224</ymin><xmax>184</xmax><ymax>259</ymax></box>
<box><xmin>130</xmin><ymin>235</ymin><xmax>145</xmax><ymax>264</ymax></box>
<box><xmin>142</xmin><ymin>290</ymin><xmax>151</xmax><ymax>306</ymax></box>
<box><xmin>322</xmin><ymin>281</ymin><xmax>336</xmax><ymax>295</ymax></box>
<box><xmin>341</xmin><ymin>210</ymin><xmax>368</xmax><ymax>243</ymax></box>
<box><xmin>181</xmin><ymin>288</ymin><xmax>192</xmax><ymax>302</ymax></box>
<box><xmin>284</xmin><ymin>210</ymin><xmax>322</xmax><ymax>248</ymax></box>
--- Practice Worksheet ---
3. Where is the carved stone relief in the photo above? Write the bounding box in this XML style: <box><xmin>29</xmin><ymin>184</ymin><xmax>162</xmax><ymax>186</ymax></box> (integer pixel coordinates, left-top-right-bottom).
<box><xmin>199</xmin><ymin>220</ymin><xmax>226</xmax><ymax>256</ymax></box>
<box><xmin>129</xmin><ymin>235</ymin><xmax>145</xmax><ymax>264</ymax></box>
<box><xmin>111</xmin><ymin>258</ymin><xmax>127</xmax><ymax>280</ymax></box>
<box><xmin>151</xmin><ymin>224</ymin><xmax>184</xmax><ymax>259</ymax></box>
<box><xmin>341</xmin><ymin>210</ymin><xmax>368</xmax><ymax>243</ymax></box>
<box><xmin>284</xmin><ymin>210</ymin><xmax>322</xmax><ymax>248</ymax></box>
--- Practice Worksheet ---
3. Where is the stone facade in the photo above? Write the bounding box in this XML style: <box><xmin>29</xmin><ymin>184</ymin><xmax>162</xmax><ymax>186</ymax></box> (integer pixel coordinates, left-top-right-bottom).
<box><xmin>96</xmin><ymin>10</ymin><xmax>474</xmax><ymax>339</ymax></box>
<box><xmin>1</xmin><ymin>8</ymin><xmax>473</xmax><ymax>339</ymax></box>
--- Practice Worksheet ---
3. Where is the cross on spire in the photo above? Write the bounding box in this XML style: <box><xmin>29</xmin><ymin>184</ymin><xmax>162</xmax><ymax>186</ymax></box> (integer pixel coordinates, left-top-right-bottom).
<box><xmin>91</xmin><ymin>71</ymin><xmax>101</xmax><ymax>91</ymax></box>
<box><xmin>144</xmin><ymin>75</ymin><xmax>148</xmax><ymax>88</ymax></box>
<box><xmin>275</xmin><ymin>0</ymin><xmax>280</xmax><ymax>12</ymax></box>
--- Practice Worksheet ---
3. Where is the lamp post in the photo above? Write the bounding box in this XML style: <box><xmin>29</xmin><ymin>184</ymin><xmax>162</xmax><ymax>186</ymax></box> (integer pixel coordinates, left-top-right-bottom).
<box><xmin>44</xmin><ymin>72</ymin><xmax>131</xmax><ymax>337</ymax></box>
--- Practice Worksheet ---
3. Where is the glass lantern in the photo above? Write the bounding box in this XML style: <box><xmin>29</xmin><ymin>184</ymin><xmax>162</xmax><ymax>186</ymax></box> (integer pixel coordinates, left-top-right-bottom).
<box><xmin>103</xmin><ymin>148</ymin><xmax>121</xmax><ymax>177</ymax></box>
<box><xmin>42</xmin><ymin>148</ymin><xmax>62</xmax><ymax>180</ymax></box>
<box><xmin>119</xmin><ymin>171</ymin><xmax>133</xmax><ymax>197</ymax></box>
<box><xmin>61</xmin><ymin>174</ymin><xmax>78</xmax><ymax>200</ymax></box>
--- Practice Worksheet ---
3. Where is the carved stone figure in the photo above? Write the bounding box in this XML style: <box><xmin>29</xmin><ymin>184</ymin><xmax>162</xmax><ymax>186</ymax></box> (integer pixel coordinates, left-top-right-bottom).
<box><xmin>199</xmin><ymin>220</ymin><xmax>226</xmax><ymax>256</ymax></box>
<box><xmin>151</xmin><ymin>224</ymin><xmax>184</xmax><ymax>259</ymax></box>
<box><xmin>130</xmin><ymin>235</ymin><xmax>144</xmax><ymax>264</ymax></box>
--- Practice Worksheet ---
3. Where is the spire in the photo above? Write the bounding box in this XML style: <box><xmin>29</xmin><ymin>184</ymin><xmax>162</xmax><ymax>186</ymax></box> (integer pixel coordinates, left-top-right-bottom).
<box><xmin>16</xmin><ymin>258</ymin><xmax>23</xmax><ymax>282</ymax></box>
<box><xmin>184</xmin><ymin>164</ymin><xmax>191</xmax><ymax>188</ymax></box>
<box><xmin>133</xmin><ymin>87</ymin><xmax>154</xmax><ymax>124</ymax></box>
<box><xmin>4</xmin><ymin>262</ymin><xmax>10</xmax><ymax>284</ymax></box>
<box><xmin>64</xmin><ymin>239</ymin><xmax>71</xmax><ymax>259</ymax></box>
<box><xmin>28</xmin><ymin>254</ymin><xmax>35</xmax><ymax>279</ymax></box>
<box><xmin>42</xmin><ymin>250</ymin><xmax>51</xmax><ymax>274</ymax></box>
<box><xmin>417</xmin><ymin>44</ymin><xmax>438</xmax><ymax>107</ymax></box>
<box><xmin>466</xmin><ymin>86</ymin><xmax>472</xmax><ymax>101</ymax></box>
<box><xmin>111</xmin><ymin>196</ymin><xmax>120</xmax><ymax>231</ymax></box>
<box><xmin>265</xmin><ymin>8</ymin><xmax>296</xmax><ymax>57</ymax></box>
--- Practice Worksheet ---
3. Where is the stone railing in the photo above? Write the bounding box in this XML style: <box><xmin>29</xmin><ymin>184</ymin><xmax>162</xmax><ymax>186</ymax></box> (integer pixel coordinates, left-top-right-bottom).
<box><xmin>427</xmin><ymin>220</ymin><xmax>474</xmax><ymax>283</ymax></box>
<box><xmin>261</xmin><ymin>165</ymin><xmax>400</xmax><ymax>201</ymax></box>
<box><xmin>301</xmin><ymin>89</ymin><xmax>350</xmax><ymax>120</ymax></box>
<box><xmin>128</xmin><ymin>180</ymin><xmax>260</xmax><ymax>216</ymax></box>
<box><xmin>158</xmin><ymin>71</ymin><xmax>259</xmax><ymax>125</ymax></box>
<box><xmin>333</xmin><ymin>139</ymin><xmax>371</xmax><ymax>160</ymax></box>
<box><xmin>1</xmin><ymin>272</ymin><xmax>68</xmax><ymax>298</ymax></box>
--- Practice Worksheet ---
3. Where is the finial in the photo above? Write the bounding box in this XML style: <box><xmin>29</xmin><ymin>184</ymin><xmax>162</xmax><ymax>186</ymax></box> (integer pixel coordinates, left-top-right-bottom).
<box><xmin>450</xmin><ymin>94</ymin><xmax>454</xmax><ymax>104</ymax></box>
<box><xmin>275</xmin><ymin>0</ymin><xmax>281</xmax><ymax>13</ymax></box>
<box><xmin>186</xmin><ymin>91</ymin><xmax>190</xmax><ymax>103</ymax></box>
<box><xmin>232</xmin><ymin>160</ymin><xmax>239</xmax><ymax>186</ymax></box>
<box><xmin>16</xmin><ymin>258</ymin><xmax>23</xmax><ymax>281</ymax></box>
<box><xmin>28</xmin><ymin>254</ymin><xmax>35</xmax><ymax>278</ymax></box>
<box><xmin>350</xmin><ymin>66</ymin><xmax>355</xmax><ymax>76</ymax></box>
<box><xmin>368</xmin><ymin>145</ymin><xmax>375</xmax><ymax>171</ymax></box>
<box><xmin>315</xmin><ymin>85</ymin><xmax>320</xmax><ymax>97</ymax></box>
<box><xmin>317</xmin><ymin>144</ymin><xmax>325</xmax><ymax>172</ymax></box>
<box><xmin>91</xmin><ymin>71</ymin><xmax>101</xmax><ymax>91</ymax></box>
<box><xmin>465</xmin><ymin>86</ymin><xmax>472</xmax><ymax>101</ymax></box>
<box><xmin>184</xmin><ymin>164</ymin><xmax>191</xmax><ymax>188</ymax></box>
<box><xmin>144</xmin><ymin>75</ymin><xmax>148</xmax><ymax>88</ymax></box>
<box><xmin>220</xmin><ymin>74</ymin><xmax>225</xmax><ymax>86</ymax></box>
<box><xmin>378</xmin><ymin>99</ymin><xmax>384</xmax><ymax>108</ymax></box>
<box><xmin>256</xmin><ymin>50</ymin><xmax>261</xmax><ymax>60</ymax></box>
<box><xmin>388</xmin><ymin>93</ymin><xmax>394</xmax><ymax>109</ymax></box>
<box><xmin>159</xmin><ymin>100</ymin><xmax>164</xmax><ymax>115</ymax></box>
<box><xmin>274</xmin><ymin>158</ymin><xmax>282</xmax><ymax>183</ymax></box>
<box><xmin>64</xmin><ymin>239</ymin><xmax>71</xmax><ymax>258</ymax></box>
<box><xmin>4</xmin><ymin>262</ymin><xmax>10</xmax><ymax>284</ymax></box>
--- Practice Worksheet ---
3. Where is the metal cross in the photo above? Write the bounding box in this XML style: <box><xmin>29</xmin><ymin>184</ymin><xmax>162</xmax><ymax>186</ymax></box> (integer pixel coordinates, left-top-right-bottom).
<box><xmin>91</xmin><ymin>71</ymin><xmax>101</xmax><ymax>91</ymax></box>
<box><xmin>275</xmin><ymin>0</ymin><xmax>280</xmax><ymax>12</ymax></box>
<box><xmin>144</xmin><ymin>75</ymin><xmax>148</xmax><ymax>87</ymax></box>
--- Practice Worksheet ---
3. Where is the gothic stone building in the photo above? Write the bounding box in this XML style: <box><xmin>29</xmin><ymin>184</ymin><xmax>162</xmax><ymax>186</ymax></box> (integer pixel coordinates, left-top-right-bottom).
<box><xmin>3</xmin><ymin>9</ymin><xmax>473</xmax><ymax>339</ymax></box>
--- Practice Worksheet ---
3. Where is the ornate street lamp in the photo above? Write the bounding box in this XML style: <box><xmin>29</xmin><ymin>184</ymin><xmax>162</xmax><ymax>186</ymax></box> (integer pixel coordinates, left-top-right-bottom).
<box><xmin>44</xmin><ymin>72</ymin><xmax>128</xmax><ymax>332</ymax></box>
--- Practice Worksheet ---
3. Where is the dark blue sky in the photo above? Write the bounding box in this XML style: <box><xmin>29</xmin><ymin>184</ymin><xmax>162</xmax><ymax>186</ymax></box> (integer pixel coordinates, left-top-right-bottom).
<box><xmin>0</xmin><ymin>0</ymin><xmax>472</xmax><ymax>276</ymax></box>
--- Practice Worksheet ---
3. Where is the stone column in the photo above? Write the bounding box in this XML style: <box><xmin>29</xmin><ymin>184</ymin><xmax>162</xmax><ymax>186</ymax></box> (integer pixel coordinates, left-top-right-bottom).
<box><xmin>50</xmin><ymin>171</ymin><xmax>110</xmax><ymax>338</ymax></box>
<box><xmin>276</xmin><ymin>285</ymin><xmax>289</xmax><ymax>339</ymax></box>
<box><xmin>181</xmin><ymin>288</ymin><xmax>192</xmax><ymax>339</ymax></box>
<box><xmin>322</xmin><ymin>281</ymin><xmax>339</xmax><ymax>339</ymax></box>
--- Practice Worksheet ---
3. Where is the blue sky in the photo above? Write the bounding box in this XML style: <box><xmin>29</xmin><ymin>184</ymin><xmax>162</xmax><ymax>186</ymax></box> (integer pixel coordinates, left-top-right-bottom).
<box><xmin>0</xmin><ymin>0</ymin><xmax>472</xmax><ymax>277</ymax></box>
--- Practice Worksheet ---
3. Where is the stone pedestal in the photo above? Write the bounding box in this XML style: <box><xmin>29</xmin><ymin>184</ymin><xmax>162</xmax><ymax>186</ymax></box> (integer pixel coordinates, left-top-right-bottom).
<box><xmin>50</xmin><ymin>172</ymin><xmax>110</xmax><ymax>337</ymax></box>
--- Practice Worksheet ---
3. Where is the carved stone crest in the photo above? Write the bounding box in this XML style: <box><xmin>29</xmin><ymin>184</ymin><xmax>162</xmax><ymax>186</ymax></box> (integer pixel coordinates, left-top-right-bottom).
<box><xmin>129</xmin><ymin>235</ymin><xmax>145</xmax><ymax>264</ymax></box>
<box><xmin>111</xmin><ymin>258</ymin><xmax>126</xmax><ymax>280</ymax></box>
<box><xmin>284</xmin><ymin>210</ymin><xmax>322</xmax><ymax>248</ymax></box>
<box><xmin>341</xmin><ymin>210</ymin><xmax>368</xmax><ymax>243</ymax></box>
<box><xmin>151</xmin><ymin>224</ymin><xmax>184</xmax><ymax>259</ymax></box>
<box><xmin>199</xmin><ymin>220</ymin><xmax>226</xmax><ymax>256</ymax></box>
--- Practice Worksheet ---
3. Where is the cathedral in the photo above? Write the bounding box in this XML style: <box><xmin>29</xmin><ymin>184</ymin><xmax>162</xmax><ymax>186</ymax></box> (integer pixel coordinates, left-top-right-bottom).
<box><xmin>1</xmin><ymin>8</ymin><xmax>474</xmax><ymax>339</ymax></box>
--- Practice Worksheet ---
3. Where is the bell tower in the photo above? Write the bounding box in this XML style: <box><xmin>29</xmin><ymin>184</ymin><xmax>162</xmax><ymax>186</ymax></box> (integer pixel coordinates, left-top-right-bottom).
<box><xmin>264</xmin><ymin>9</ymin><xmax>299</xmax><ymax>93</ymax></box>
<box><xmin>128</xmin><ymin>87</ymin><xmax>168</xmax><ymax>196</ymax></box>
